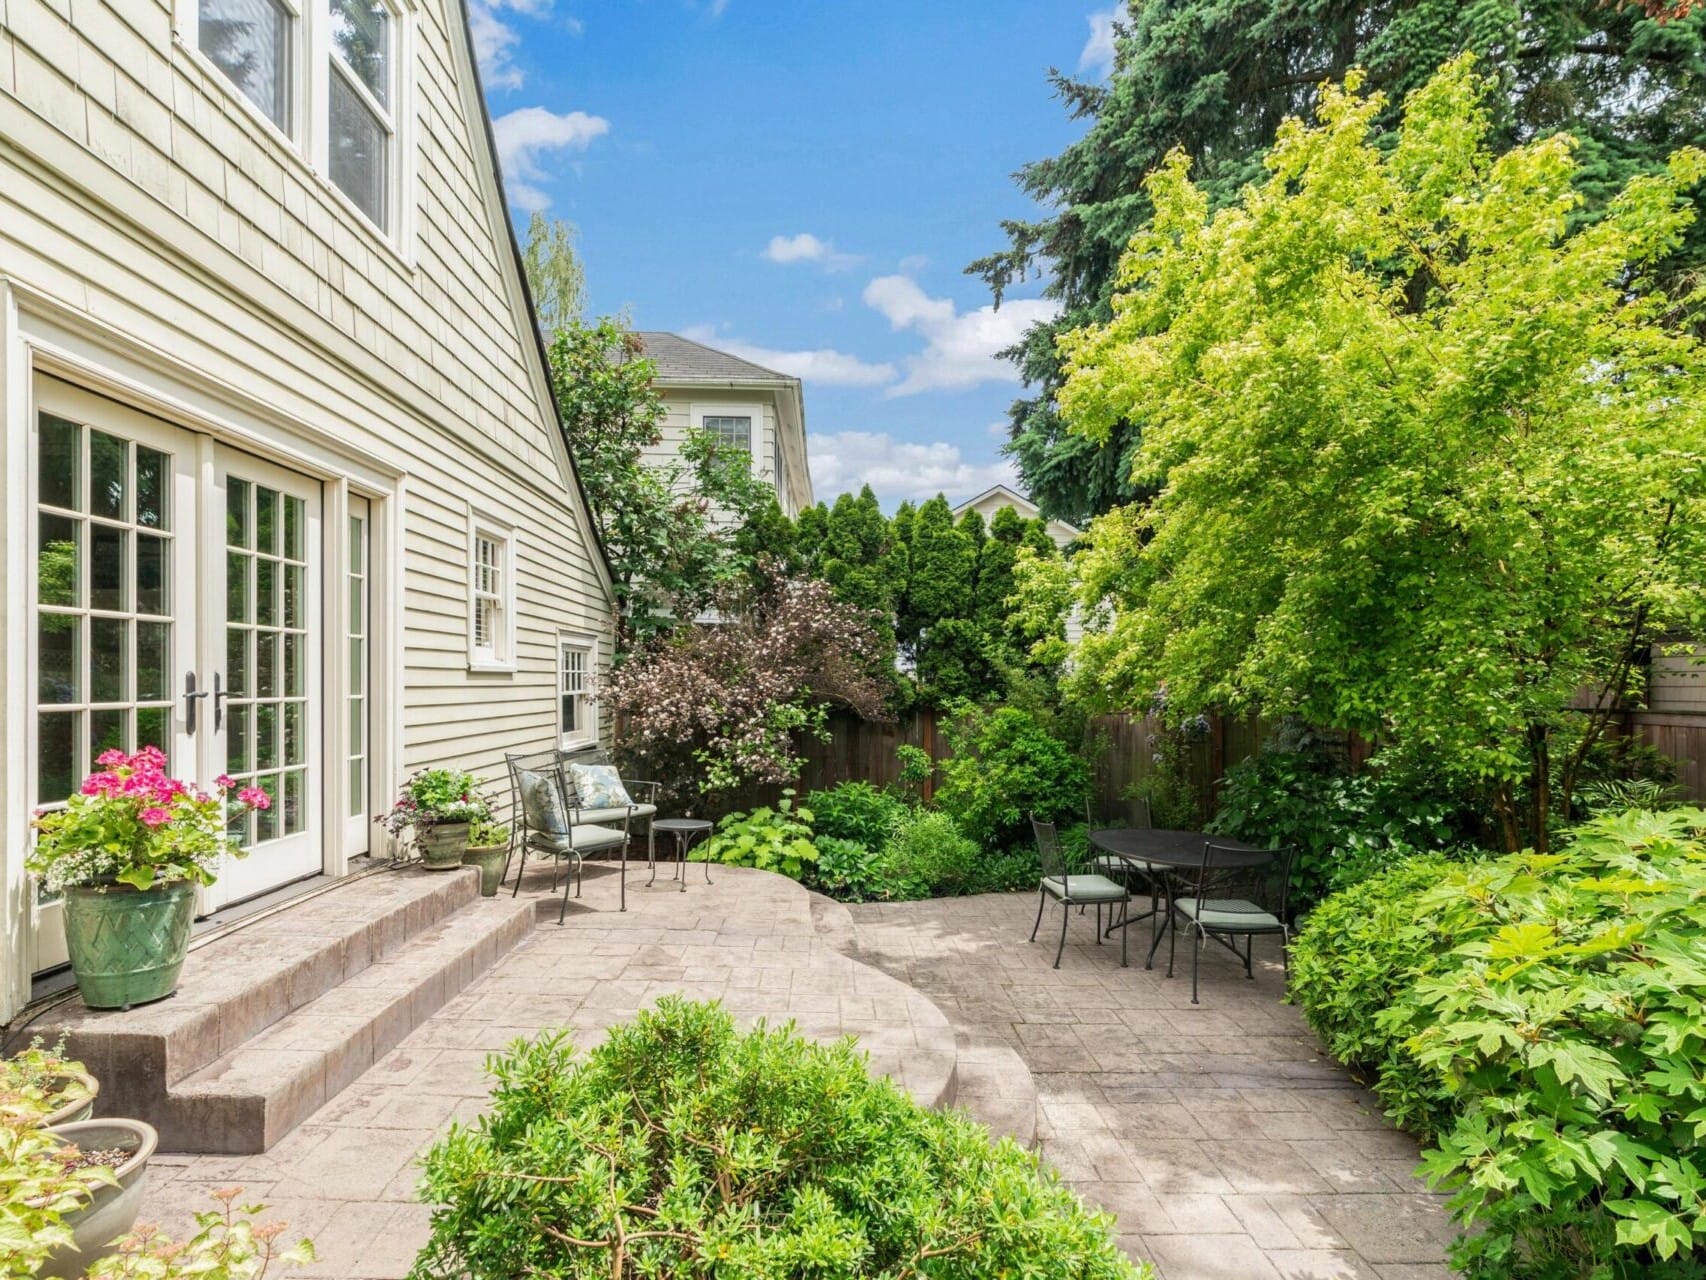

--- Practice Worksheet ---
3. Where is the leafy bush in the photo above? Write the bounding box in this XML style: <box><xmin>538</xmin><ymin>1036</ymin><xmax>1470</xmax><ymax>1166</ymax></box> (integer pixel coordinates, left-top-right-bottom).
<box><xmin>697</xmin><ymin>792</ymin><xmax>818</xmax><ymax>880</ymax></box>
<box><xmin>1289</xmin><ymin>856</ymin><xmax>1461</xmax><ymax>1138</ymax></box>
<box><xmin>1210</xmin><ymin>742</ymin><xmax>1459</xmax><ymax>910</ymax></box>
<box><xmin>88</xmin><ymin>1189</ymin><xmax>316</xmax><ymax>1278</ymax></box>
<box><xmin>808</xmin><ymin>836</ymin><xmax>885</xmax><ymax>903</ymax></box>
<box><xmin>933</xmin><ymin>704</ymin><xmax>1091</xmax><ymax>850</ymax></box>
<box><xmin>1294</xmin><ymin>809</ymin><xmax>1706</xmax><ymax>1278</ymax></box>
<box><xmin>1</xmin><ymin>1116</ymin><xmax>115</xmax><ymax>1276</ymax></box>
<box><xmin>804</xmin><ymin>781</ymin><xmax>908</xmax><ymax>850</ymax></box>
<box><xmin>876</xmin><ymin>809</ymin><xmax>982</xmax><ymax>899</ymax></box>
<box><xmin>412</xmin><ymin>999</ymin><xmax>1147</xmax><ymax>1280</ymax></box>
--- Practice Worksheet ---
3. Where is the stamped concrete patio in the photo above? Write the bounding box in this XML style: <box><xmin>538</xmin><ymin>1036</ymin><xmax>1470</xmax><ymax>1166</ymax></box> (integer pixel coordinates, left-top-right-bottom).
<box><xmin>132</xmin><ymin>863</ymin><xmax>1456</xmax><ymax>1280</ymax></box>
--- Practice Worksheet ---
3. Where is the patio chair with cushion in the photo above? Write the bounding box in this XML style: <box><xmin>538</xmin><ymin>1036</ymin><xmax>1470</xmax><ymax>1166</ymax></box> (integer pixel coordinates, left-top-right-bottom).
<box><xmin>1029</xmin><ymin>816</ymin><xmax>1130</xmax><ymax>969</ymax></box>
<box><xmin>556</xmin><ymin>747</ymin><xmax>660</xmax><ymax>875</ymax></box>
<box><xmin>504</xmin><ymin>751</ymin><xmax>632</xmax><ymax>924</ymax></box>
<box><xmin>1169</xmin><ymin>839</ymin><xmax>1298</xmax><ymax>1004</ymax></box>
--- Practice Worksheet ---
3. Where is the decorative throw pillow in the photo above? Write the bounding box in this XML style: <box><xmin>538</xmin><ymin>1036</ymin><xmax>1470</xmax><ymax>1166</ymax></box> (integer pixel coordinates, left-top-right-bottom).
<box><xmin>569</xmin><ymin>763</ymin><xmax>633</xmax><ymax>810</ymax></box>
<box><xmin>517</xmin><ymin>767</ymin><xmax>569</xmax><ymax>835</ymax></box>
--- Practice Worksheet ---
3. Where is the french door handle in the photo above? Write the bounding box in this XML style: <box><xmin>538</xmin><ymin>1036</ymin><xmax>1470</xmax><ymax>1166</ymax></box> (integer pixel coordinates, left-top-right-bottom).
<box><xmin>212</xmin><ymin>672</ymin><xmax>228</xmax><ymax>732</ymax></box>
<box><xmin>184</xmin><ymin>672</ymin><xmax>210</xmax><ymax>736</ymax></box>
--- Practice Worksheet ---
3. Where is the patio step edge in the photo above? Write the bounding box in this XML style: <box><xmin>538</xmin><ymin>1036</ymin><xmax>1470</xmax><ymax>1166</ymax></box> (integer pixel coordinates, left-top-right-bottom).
<box><xmin>27</xmin><ymin>868</ymin><xmax>481</xmax><ymax>1115</ymax></box>
<box><xmin>158</xmin><ymin>893</ymin><xmax>535</xmax><ymax>1153</ymax></box>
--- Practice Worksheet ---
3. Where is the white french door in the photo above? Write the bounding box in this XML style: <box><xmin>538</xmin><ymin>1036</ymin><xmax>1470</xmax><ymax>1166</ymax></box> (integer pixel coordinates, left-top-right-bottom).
<box><xmin>28</xmin><ymin>381</ymin><xmax>332</xmax><ymax>972</ymax></box>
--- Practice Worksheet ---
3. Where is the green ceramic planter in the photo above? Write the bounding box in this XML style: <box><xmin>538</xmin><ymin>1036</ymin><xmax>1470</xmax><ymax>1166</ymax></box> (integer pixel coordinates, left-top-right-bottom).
<box><xmin>417</xmin><ymin>820</ymin><xmax>470</xmax><ymax>870</ymax></box>
<box><xmin>62</xmin><ymin>880</ymin><xmax>196</xmax><ymax>1011</ymax></box>
<box><xmin>461</xmin><ymin>845</ymin><xmax>507</xmax><ymax>896</ymax></box>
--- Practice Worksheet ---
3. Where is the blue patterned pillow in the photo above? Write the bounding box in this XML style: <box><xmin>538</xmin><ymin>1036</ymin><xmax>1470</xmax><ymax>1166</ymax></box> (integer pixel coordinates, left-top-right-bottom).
<box><xmin>569</xmin><ymin>763</ymin><xmax>633</xmax><ymax>810</ymax></box>
<box><xmin>516</xmin><ymin>767</ymin><xmax>569</xmax><ymax>835</ymax></box>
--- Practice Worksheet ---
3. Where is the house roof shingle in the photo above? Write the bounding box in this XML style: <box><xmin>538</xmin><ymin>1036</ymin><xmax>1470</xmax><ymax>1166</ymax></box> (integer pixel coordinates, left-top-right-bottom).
<box><xmin>636</xmin><ymin>332</ymin><xmax>796</xmax><ymax>384</ymax></box>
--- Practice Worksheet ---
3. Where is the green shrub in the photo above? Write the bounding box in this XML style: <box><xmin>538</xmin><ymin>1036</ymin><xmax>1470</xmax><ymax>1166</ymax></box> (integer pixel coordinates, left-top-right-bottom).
<box><xmin>876</xmin><ymin>809</ymin><xmax>982</xmax><ymax>899</ymax></box>
<box><xmin>933</xmin><ymin>704</ymin><xmax>1091</xmax><ymax>849</ymax></box>
<box><xmin>808</xmin><ymin>835</ymin><xmax>885</xmax><ymax>902</ymax></box>
<box><xmin>804</xmin><ymin>781</ymin><xmax>908</xmax><ymax>849</ymax></box>
<box><xmin>411</xmin><ymin>998</ymin><xmax>1149</xmax><ymax>1280</ymax></box>
<box><xmin>1289</xmin><ymin>856</ymin><xmax>1460</xmax><ymax>1138</ymax></box>
<box><xmin>697</xmin><ymin>791</ymin><xmax>817</xmax><ymax>880</ymax></box>
<box><xmin>1296</xmin><ymin>809</ymin><xmax>1706</xmax><ymax>1279</ymax></box>
<box><xmin>1210</xmin><ymin>742</ymin><xmax>1459</xmax><ymax>910</ymax></box>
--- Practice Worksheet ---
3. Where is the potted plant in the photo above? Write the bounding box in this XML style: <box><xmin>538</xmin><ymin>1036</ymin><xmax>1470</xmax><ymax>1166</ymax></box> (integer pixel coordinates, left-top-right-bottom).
<box><xmin>37</xmin><ymin>1116</ymin><xmax>159</xmax><ymax>1277</ymax></box>
<box><xmin>27</xmin><ymin>749</ymin><xmax>270</xmax><ymax>1011</ymax></box>
<box><xmin>1</xmin><ymin>1035</ymin><xmax>98</xmax><ymax>1128</ymax></box>
<box><xmin>378</xmin><ymin>769</ymin><xmax>489</xmax><ymax>870</ymax></box>
<box><xmin>461</xmin><ymin>817</ymin><xmax>511</xmax><ymax>896</ymax></box>
<box><xmin>2</xmin><ymin>1114</ymin><xmax>119</xmax><ymax>1278</ymax></box>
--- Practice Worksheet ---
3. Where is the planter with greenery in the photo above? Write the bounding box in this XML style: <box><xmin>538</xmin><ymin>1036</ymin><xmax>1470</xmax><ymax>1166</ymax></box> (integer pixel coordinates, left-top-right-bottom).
<box><xmin>412</xmin><ymin>998</ymin><xmax>1148</xmax><ymax>1279</ymax></box>
<box><xmin>2</xmin><ymin>1035</ymin><xmax>97</xmax><ymax>1128</ymax></box>
<box><xmin>460</xmin><ymin>818</ymin><xmax>511</xmax><ymax>896</ymax></box>
<box><xmin>378</xmin><ymin>769</ymin><xmax>489</xmax><ymax>870</ymax></box>
<box><xmin>26</xmin><ymin>748</ymin><xmax>269</xmax><ymax>1011</ymax></box>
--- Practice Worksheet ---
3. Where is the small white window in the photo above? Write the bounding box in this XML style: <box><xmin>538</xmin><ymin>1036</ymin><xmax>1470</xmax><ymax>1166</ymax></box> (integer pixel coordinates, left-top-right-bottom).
<box><xmin>701</xmin><ymin>415</ymin><xmax>752</xmax><ymax>456</ymax></box>
<box><xmin>199</xmin><ymin>0</ymin><xmax>297</xmax><ymax>130</ymax></box>
<box><xmin>327</xmin><ymin>0</ymin><xmax>394</xmax><ymax>230</ymax></box>
<box><xmin>558</xmin><ymin>635</ymin><xmax>596</xmax><ymax>746</ymax></box>
<box><xmin>467</xmin><ymin>518</ymin><xmax>514</xmax><ymax>670</ymax></box>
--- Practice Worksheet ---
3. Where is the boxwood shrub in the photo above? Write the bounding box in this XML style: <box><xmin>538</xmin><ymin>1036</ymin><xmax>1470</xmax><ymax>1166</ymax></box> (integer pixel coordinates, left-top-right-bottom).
<box><xmin>1292</xmin><ymin>809</ymin><xmax>1706</xmax><ymax>1279</ymax></box>
<box><xmin>412</xmin><ymin>998</ymin><xmax>1148</xmax><ymax>1280</ymax></box>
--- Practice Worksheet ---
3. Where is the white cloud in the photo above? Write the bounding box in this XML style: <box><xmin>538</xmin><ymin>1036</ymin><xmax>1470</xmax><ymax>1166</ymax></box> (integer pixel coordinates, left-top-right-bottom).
<box><xmin>898</xmin><ymin>253</ymin><xmax>930</xmax><ymax>274</ymax></box>
<box><xmin>861</xmin><ymin>275</ymin><xmax>1059</xmax><ymax>397</ymax></box>
<box><xmin>492</xmin><ymin>105</ymin><xmax>610</xmax><ymax>211</ymax></box>
<box><xmin>1079</xmin><ymin>7</ymin><xmax>1118</xmax><ymax>78</ymax></box>
<box><xmin>679</xmin><ymin>326</ymin><xmax>895</xmax><ymax>387</ymax></box>
<box><xmin>762</xmin><ymin>233</ymin><xmax>860</xmax><ymax>271</ymax></box>
<box><xmin>469</xmin><ymin>0</ymin><xmax>578</xmax><ymax>90</ymax></box>
<box><xmin>808</xmin><ymin>431</ymin><xmax>1018</xmax><ymax>505</ymax></box>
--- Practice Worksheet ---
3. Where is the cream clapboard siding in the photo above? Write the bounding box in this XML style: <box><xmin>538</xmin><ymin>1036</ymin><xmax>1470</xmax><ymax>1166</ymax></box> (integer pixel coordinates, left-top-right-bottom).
<box><xmin>0</xmin><ymin>0</ymin><xmax>615</xmax><ymax>802</ymax></box>
<box><xmin>646</xmin><ymin>389</ymin><xmax>785</xmax><ymax>517</ymax></box>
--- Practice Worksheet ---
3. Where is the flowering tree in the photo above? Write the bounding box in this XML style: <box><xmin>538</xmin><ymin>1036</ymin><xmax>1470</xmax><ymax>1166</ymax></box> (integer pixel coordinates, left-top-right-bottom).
<box><xmin>604</xmin><ymin>571</ymin><xmax>892</xmax><ymax>797</ymax></box>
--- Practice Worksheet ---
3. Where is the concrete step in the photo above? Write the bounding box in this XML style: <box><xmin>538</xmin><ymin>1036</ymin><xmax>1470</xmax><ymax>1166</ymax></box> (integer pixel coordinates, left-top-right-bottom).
<box><xmin>162</xmin><ymin>894</ymin><xmax>534</xmax><ymax>1153</ymax></box>
<box><xmin>27</xmin><ymin>868</ymin><xmax>488</xmax><ymax>1148</ymax></box>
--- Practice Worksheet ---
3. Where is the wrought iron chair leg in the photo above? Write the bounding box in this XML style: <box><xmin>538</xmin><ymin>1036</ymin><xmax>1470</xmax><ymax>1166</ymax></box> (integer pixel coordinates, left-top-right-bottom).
<box><xmin>1095</xmin><ymin>902</ymin><xmax>1102</xmax><ymax>943</ymax></box>
<box><xmin>510</xmin><ymin>848</ymin><xmax>527</xmax><ymax>897</ymax></box>
<box><xmin>1166</xmin><ymin>898</ymin><xmax>1180</xmax><ymax>978</ymax></box>
<box><xmin>1054</xmin><ymin>899</ymin><xmax>1070</xmax><ymax>969</ymax></box>
<box><xmin>557</xmin><ymin>872</ymin><xmax>571</xmax><ymax>925</ymax></box>
<box><xmin>1191</xmin><ymin>926</ymin><xmax>1202</xmax><ymax>1004</ymax></box>
<box><xmin>1029</xmin><ymin>890</ymin><xmax>1047</xmax><ymax>941</ymax></box>
<box><xmin>1120</xmin><ymin>895</ymin><xmax>1129</xmax><ymax>967</ymax></box>
<box><xmin>1245</xmin><ymin>933</ymin><xmax>1255</xmax><ymax>979</ymax></box>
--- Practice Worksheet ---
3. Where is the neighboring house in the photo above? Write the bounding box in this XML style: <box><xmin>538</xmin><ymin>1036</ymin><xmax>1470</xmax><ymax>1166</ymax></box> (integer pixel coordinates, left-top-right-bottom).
<box><xmin>952</xmin><ymin>483</ymin><xmax>1085</xmax><ymax>646</ymax></box>
<box><xmin>0</xmin><ymin>0</ymin><xmax>616</xmax><ymax>1020</ymax></box>
<box><xmin>952</xmin><ymin>483</ymin><xmax>1083</xmax><ymax>552</ymax></box>
<box><xmin>637</xmin><ymin>332</ymin><xmax>813</xmax><ymax>517</ymax></box>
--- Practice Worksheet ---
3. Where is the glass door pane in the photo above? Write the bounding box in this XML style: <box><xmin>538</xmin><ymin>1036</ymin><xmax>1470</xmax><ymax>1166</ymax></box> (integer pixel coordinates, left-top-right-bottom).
<box><xmin>344</xmin><ymin>498</ymin><xmax>370</xmax><ymax>855</ymax></box>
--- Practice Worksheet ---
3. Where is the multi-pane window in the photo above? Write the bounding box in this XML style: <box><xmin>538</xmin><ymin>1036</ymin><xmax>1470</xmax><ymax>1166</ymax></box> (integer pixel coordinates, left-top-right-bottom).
<box><xmin>198</xmin><ymin>0</ymin><xmax>295</xmax><ymax>130</ymax></box>
<box><xmin>35</xmin><ymin>414</ymin><xmax>175</xmax><ymax>805</ymax></box>
<box><xmin>346</xmin><ymin>511</ymin><xmax>368</xmax><ymax>819</ymax></box>
<box><xmin>328</xmin><ymin>0</ymin><xmax>393</xmax><ymax>229</ymax></box>
<box><xmin>702</xmin><ymin>415</ymin><xmax>753</xmax><ymax>456</ymax></box>
<box><xmin>469</xmin><ymin>528</ymin><xmax>512</xmax><ymax>667</ymax></box>
<box><xmin>559</xmin><ymin>639</ymin><xmax>593</xmax><ymax>745</ymax></box>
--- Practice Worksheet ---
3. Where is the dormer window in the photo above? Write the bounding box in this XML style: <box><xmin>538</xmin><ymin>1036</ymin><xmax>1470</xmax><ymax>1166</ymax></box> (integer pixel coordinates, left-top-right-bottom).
<box><xmin>328</xmin><ymin>0</ymin><xmax>394</xmax><ymax>230</ymax></box>
<box><xmin>198</xmin><ymin>0</ymin><xmax>295</xmax><ymax>130</ymax></box>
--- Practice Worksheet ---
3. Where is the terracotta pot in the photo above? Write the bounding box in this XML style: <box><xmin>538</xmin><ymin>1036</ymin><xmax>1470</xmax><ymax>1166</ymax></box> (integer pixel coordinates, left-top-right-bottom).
<box><xmin>39</xmin><ymin>1117</ymin><xmax>158</xmax><ymax>1277</ymax></box>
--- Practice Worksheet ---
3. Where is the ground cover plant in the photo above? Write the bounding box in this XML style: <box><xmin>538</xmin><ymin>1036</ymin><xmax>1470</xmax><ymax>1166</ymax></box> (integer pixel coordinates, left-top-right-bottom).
<box><xmin>696</xmin><ymin>791</ymin><xmax>818</xmax><ymax>881</ymax></box>
<box><xmin>411</xmin><ymin>998</ymin><xmax>1148</xmax><ymax>1280</ymax></box>
<box><xmin>1292</xmin><ymin>808</ymin><xmax>1706</xmax><ymax>1278</ymax></box>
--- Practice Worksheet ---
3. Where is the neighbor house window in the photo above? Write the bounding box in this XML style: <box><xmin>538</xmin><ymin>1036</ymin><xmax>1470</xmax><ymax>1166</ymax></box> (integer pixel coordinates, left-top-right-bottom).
<box><xmin>198</xmin><ymin>0</ymin><xmax>295</xmax><ymax>130</ymax></box>
<box><xmin>468</xmin><ymin>518</ymin><xmax>514</xmax><ymax>669</ymax></box>
<box><xmin>327</xmin><ymin>0</ymin><xmax>393</xmax><ymax>229</ymax></box>
<box><xmin>558</xmin><ymin>636</ymin><xmax>595</xmax><ymax>746</ymax></box>
<box><xmin>701</xmin><ymin>415</ymin><xmax>752</xmax><ymax>456</ymax></box>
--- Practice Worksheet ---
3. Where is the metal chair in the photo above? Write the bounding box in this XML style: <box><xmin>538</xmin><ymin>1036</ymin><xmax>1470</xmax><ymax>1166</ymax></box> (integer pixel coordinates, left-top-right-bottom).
<box><xmin>555</xmin><ymin>747</ymin><xmax>660</xmax><ymax>889</ymax></box>
<box><xmin>1028</xmin><ymin>816</ymin><xmax>1130</xmax><ymax>969</ymax></box>
<box><xmin>504</xmin><ymin>751</ymin><xmax>631</xmax><ymax>923</ymax></box>
<box><xmin>1169</xmin><ymin>840</ymin><xmax>1297</xmax><ymax>1004</ymax></box>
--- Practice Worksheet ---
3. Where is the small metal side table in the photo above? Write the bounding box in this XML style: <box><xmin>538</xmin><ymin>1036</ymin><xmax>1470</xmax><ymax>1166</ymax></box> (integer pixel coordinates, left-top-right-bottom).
<box><xmin>649</xmin><ymin>818</ymin><xmax>714</xmax><ymax>892</ymax></box>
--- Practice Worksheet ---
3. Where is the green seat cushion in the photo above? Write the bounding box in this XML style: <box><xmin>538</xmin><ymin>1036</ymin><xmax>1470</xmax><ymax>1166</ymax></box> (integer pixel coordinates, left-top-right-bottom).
<box><xmin>573</xmin><ymin>804</ymin><xmax>657</xmax><ymax>825</ymax></box>
<box><xmin>1176</xmin><ymin>897</ymin><xmax>1284</xmax><ymax>931</ymax></box>
<box><xmin>1041</xmin><ymin>874</ymin><xmax>1128</xmax><ymax>903</ymax></box>
<box><xmin>529</xmin><ymin>824</ymin><xmax>629</xmax><ymax>855</ymax></box>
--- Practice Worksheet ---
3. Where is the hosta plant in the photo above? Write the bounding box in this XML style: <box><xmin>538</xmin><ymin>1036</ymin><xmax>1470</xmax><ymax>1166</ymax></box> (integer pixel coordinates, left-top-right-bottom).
<box><xmin>697</xmin><ymin>791</ymin><xmax>818</xmax><ymax>880</ymax></box>
<box><xmin>411</xmin><ymin>998</ymin><xmax>1149</xmax><ymax>1280</ymax></box>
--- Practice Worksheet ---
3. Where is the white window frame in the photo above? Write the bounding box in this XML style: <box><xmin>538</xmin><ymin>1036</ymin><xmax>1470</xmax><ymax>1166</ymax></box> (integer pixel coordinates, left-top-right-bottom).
<box><xmin>556</xmin><ymin>632</ymin><xmax>597</xmax><ymax>748</ymax></box>
<box><xmin>466</xmin><ymin>511</ymin><xmax>515</xmax><ymax>672</ymax></box>
<box><xmin>689</xmin><ymin>403</ymin><xmax>763</xmax><ymax>479</ymax></box>
<box><xmin>322</xmin><ymin>0</ymin><xmax>398</xmax><ymax>234</ymax></box>
<box><xmin>181</xmin><ymin>0</ymin><xmax>306</xmax><ymax>146</ymax></box>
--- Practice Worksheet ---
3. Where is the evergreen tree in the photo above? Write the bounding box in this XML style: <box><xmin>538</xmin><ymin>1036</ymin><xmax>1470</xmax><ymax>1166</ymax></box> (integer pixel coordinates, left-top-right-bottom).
<box><xmin>971</xmin><ymin>0</ymin><xmax>1706</xmax><ymax>525</ymax></box>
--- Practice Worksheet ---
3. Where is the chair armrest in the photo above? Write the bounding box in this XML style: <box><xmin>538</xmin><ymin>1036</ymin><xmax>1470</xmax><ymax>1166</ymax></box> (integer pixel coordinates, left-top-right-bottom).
<box><xmin>622</xmin><ymin>779</ymin><xmax>663</xmax><ymax>804</ymax></box>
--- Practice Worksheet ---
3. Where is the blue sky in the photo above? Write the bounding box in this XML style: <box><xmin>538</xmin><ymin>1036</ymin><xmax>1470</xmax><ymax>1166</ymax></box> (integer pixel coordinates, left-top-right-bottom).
<box><xmin>478</xmin><ymin>1</ymin><xmax>1119</xmax><ymax>508</ymax></box>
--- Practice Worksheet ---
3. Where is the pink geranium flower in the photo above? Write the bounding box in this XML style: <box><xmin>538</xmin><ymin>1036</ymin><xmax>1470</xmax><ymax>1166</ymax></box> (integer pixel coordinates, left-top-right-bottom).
<box><xmin>215</xmin><ymin>774</ymin><xmax>236</xmax><ymax>789</ymax></box>
<box><xmin>80</xmin><ymin>773</ymin><xmax>119</xmax><ymax>796</ymax></box>
<box><xmin>238</xmin><ymin>787</ymin><xmax>272</xmax><ymax>811</ymax></box>
<box><xmin>139</xmin><ymin>807</ymin><xmax>172</xmax><ymax>828</ymax></box>
<box><xmin>96</xmin><ymin>748</ymin><xmax>128</xmax><ymax>767</ymax></box>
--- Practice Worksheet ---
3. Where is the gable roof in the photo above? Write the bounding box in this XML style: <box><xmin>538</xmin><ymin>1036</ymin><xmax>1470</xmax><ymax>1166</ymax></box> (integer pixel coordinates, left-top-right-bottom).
<box><xmin>637</xmin><ymin>332</ymin><xmax>797</xmax><ymax>385</ymax></box>
<box><xmin>953</xmin><ymin>483</ymin><xmax>1085</xmax><ymax>544</ymax></box>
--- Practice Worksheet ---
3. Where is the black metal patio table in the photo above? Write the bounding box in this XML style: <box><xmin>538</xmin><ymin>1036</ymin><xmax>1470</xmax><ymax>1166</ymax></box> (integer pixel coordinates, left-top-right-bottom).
<box><xmin>1088</xmin><ymin>829</ymin><xmax>1275</xmax><ymax>969</ymax></box>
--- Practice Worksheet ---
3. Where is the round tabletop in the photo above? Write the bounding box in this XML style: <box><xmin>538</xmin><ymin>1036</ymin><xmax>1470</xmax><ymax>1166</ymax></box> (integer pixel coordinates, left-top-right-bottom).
<box><xmin>1088</xmin><ymin>828</ymin><xmax>1273</xmax><ymax>870</ymax></box>
<box><xmin>653</xmin><ymin>817</ymin><xmax>714</xmax><ymax>833</ymax></box>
